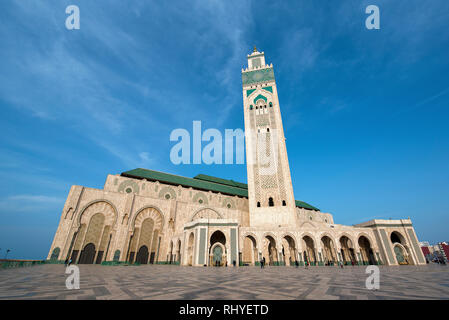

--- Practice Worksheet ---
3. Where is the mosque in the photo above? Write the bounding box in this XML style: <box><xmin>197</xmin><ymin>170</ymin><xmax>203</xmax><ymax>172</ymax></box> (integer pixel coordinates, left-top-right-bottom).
<box><xmin>47</xmin><ymin>48</ymin><xmax>426</xmax><ymax>267</ymax></box>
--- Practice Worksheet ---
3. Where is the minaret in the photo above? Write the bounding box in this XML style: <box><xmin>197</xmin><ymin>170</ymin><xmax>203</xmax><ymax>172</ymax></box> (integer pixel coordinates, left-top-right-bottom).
<box><xmin>242</xmin><ymin>47</ymin><xmax>297</xmax><ymax>227</ymax></box>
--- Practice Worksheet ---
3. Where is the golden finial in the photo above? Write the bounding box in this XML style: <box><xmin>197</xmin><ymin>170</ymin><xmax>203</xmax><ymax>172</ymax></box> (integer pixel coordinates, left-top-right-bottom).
<box><xmin>253</xmin><ymin>46</ymin><xmax>258</xmax><ymax>52</ymax></box>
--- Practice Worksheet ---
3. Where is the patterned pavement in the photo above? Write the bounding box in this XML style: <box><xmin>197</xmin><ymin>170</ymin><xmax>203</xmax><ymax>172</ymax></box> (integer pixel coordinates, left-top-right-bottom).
<box><xmin>1</xmin><ymin>264</ymin><xmax>448</xmax><ymax>300</ymax></box>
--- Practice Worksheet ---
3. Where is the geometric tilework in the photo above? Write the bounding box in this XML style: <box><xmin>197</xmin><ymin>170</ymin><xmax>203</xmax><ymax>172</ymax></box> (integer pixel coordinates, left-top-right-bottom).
<box><xmin>1</xmin><ymin>264</ymin><xmax>448</xmax><ymax>300</ymax></box>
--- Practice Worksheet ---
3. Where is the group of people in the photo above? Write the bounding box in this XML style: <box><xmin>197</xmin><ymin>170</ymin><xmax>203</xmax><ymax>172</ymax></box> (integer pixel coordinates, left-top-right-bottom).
<box><xmin>258</xmin><ymin>258</ymin><xmax>358</xmax><ymax>269</ymax></box>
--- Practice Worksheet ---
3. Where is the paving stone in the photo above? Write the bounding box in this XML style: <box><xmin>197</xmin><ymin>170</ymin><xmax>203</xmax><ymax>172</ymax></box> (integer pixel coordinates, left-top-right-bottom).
<box><xmin>0</xmin><ymin>264</ymin><xmax>448</xmax><ymax>300</ymax></box>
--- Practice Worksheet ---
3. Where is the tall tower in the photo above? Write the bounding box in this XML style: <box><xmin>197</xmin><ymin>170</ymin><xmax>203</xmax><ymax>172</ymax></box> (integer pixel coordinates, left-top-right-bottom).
<box><xmin>242</xmin><ymin>48</ymin><xmax>297</xmax><ymax>227</ymax></box>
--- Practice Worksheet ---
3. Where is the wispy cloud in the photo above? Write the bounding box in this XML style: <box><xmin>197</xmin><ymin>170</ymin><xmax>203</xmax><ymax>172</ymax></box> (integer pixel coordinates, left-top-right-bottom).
<box><xmin>0</xmin><ymin>194</ymin><xmax>65</xmax><ymax>213</ymax></box>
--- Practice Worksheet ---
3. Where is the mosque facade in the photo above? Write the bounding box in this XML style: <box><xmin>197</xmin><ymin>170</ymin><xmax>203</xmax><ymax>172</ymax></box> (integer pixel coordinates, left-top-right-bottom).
<box><xmin>48</xmin><ymin>49</ymin><xmax>426</xmax><ymax>267</ymax></box>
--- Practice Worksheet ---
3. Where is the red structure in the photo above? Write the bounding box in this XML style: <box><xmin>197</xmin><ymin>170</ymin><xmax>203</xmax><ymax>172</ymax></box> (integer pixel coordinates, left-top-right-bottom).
<box><xmin>441</xmin><ymin>243</ymin><xmax>449</xmax><ymax>262</ymax></box>
<box><xmin>421</xmin><ymin>246</ymin><xmax>431</xmax><ymax>257</ymax></box>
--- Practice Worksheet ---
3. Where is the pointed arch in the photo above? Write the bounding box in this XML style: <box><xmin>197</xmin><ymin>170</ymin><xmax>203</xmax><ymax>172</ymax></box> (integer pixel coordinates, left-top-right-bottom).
<box><xmin>131</xmin><ymin>206</ymin><xmax>164</xmax><ymax>230</ymax></box>
<box><xmin>190</xmin><ymin>207</ymin><xmax>223</xmax><ymax>221</ymax></box>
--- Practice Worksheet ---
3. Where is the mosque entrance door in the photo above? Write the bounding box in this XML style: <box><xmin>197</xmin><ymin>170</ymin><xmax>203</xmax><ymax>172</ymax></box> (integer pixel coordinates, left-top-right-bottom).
<box><xmin>394</xmin><ymin>245</ymin><xmax>408</xmax><ymax>265</ymax></box>
<box><xmin>368</xmin><ymin>249</ymin><xmax>376</xmax><ymax>265</ymax></box>
<box><xmin>136</xmin><ymin>245</ymin><xmax>149</xmax><ymax>264</ymax></box>
<box><xmin>212</xmin><ymin>245</ymin><xmax>223</xmax><ymax>266</ymax></box>
<box><xmin>79</xmin><ymin>243</ymin><xmax>96</xmax><ymax>264</ymax></box>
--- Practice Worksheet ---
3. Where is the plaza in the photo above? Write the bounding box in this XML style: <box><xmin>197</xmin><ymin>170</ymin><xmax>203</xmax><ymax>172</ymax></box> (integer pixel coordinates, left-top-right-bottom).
<box><xmin>1</xmin><ymin>264</ymin><xmax>448</xmax><ymax>300</ymax></box>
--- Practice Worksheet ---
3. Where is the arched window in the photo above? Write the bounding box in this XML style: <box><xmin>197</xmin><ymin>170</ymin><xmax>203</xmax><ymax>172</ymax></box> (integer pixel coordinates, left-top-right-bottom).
<box><xmin>268</xmin><ymin>197</ymin><xmax>274</xmax><ymax>207</ymax></box>
<box><xmin>257</xmin><ymin>202</ymin><xmax>261</xmax><ymax>207</ymax></box>
<box><xmin>282</xmin><ymin>200</ymin><xmax>286</xmax><ymax>206</ymax></box>
<box><xmin>269</xmin><ymin>102</ymin><xmax>273</xmax><ymax>107</ymax></box>
<box><xmin>250</xmin><ymin>105</ymin><xmax>253</xmax><ymax>110</ymax></box>
<box><xmin>264</xmin><ymin>105</ymin><xmax>267</xmax><ymax>108</ymax></box>
<box><xmin>267</xmin><ymin>128</ymin><xmax>270</xmax><ymax>132</ymax></box>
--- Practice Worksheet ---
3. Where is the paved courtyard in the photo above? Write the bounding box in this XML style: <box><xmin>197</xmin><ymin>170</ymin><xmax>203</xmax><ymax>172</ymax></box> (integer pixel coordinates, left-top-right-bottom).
<box><xmin>1</xmin><ymin>264</ymin><xmax>449</xmax><ymax>300</ymax></box>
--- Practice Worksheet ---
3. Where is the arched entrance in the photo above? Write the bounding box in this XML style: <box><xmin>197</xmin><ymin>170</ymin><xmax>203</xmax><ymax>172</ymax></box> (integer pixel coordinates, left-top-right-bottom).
<box><xmin>340</xmin><ymin>236</ymin><xmax>356</xmax><ymax>265</ymax></box>
<box><xmin>282</xmin><ymin>235</ymin><xmax>297</xmax><ymax>266</ymax></box>
<box><xmin>212</xmin><ymin>244</ymin><xmax>224</xmax><ymax>266</ymax></box>
<box><xmin>136</xmin><ymin>245</ymin><xmax>149</xmax><ymax>264</ymax></box>
<box><xmin>128</xmin><ymin>207</ymin><xmax>163</xmax><ymax>264</ymax></box>
<box><xmin>187</xmin><ymin>232</ymin><xmax>194</xmax><ymax>266</ymax></box>
<box><xmin>263</xmin><ymin>235</ymin><xmax>278</xmax><ymax>266</ymax></box>
<box><xmin>302</xmin><ymin>236</ymin><xmax>316</xmax><ymax>266</ymax></box>
<box><xmin>69</xmin><ymin>201</ymin><xmax>117</xmax><ymax>265</ymax></box>
<box><xmin>358</xmin><ymin>236</ymin><xmax>376</xmax><ymax>265</ymax></box>
<box><xmin>390</xmin><ymin>231</ymin><xmax>412</xmax><ymax>265</ymax></box>
<box><xmin>242</xmin><ymin>235</ymin><xmax>258</xmax><ymax>266</ymax></box>
<box><xmin>79</xmin><ymin>243</ymin><xmax>96</xmax><ymax>264</ymax></box>
<box><xmin>209</xmin><ymin>230</ymin><xmax>226</xmax><ymax>266</ymax></box>
<box><xmin>321</xmin><ymin>236</ymin><xmax>337</xmax><ymax>266</ymax></box>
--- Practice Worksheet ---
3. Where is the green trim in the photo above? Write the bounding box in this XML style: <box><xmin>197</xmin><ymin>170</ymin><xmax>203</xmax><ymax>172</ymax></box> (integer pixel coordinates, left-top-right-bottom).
<box><xmin>198</xmin><ymin>228</ymin><xmax>206</xmax><ymax>265</ymax></box>
<box><xmin>2</xmin><ymin>260</ymin><xmax>46</xmax><ymax>269</ymax></box>
<box><xmin>242</xmin><ymin>68</ymin><xmax>275</xmax><ymax>85</ymax></box>
<box><xmin>122</xmin><ymin>168</ymin><xmax>248</xmax><ymax>197</ymax></box>
<box><xmin>380</xmin><ymin>229</ymin><xmax>395</xmax><ymax>264</ymax></box>
<box><xmin>184</xmin><ymin>222</ymin><xmax>239</xmax><ymax>230</ymax></box>
<box><xmin>295</xmin><ymin>200</ymin><xmax>319</xmax><ymax>211</ymax></box>
<box><xmin>262</xmin><ymin>86</ymin><xmax>273</xmax><ymax>93</ymax></box>
<box><xmin>246</xmin><ymin>89</ymin><xmax>256</xmax><ymax>97</ymax></box>
<box><xmin>230</xmin><ymin>228</ymin><xmax>237</xmax><ymax>264</ymax></box>
<box><xmin>364</xmin><ymin>224</ymin><xmax>413</xmax><ymax>228</ymax></box>
<box><xmin>253</xmin><ymin>94</ymin><xmax>267</xmax><ymax>104</ymax></box>
<box><xmin>194</xmin><ymin>174</ymin><xmax>248</xmax><ymax>189</ymax></box>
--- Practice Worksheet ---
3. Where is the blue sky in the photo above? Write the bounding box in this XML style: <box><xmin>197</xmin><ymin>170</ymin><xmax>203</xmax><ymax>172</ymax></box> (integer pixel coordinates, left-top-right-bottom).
<box><xmin>0</xmin><ymin>0</ymin><xmax>448</xmax><ymax>259</ymax></box>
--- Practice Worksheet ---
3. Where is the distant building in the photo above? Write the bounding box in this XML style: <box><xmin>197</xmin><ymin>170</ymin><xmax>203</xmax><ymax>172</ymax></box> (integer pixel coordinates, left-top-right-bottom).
<box><xmin>420</xmin><ymin>242</ymin><xmax>433</xmax><ymax>261</ymax></box>
<box><xmin>438</xmin><ymin>242</ymin><xmax>449</xmax><ymax>262</ymax></box>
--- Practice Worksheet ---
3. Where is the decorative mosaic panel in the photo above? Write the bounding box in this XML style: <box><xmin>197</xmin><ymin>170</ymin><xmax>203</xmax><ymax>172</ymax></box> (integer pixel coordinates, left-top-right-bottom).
<box><xmin>192</xmin><ymin>192</ymin><xmax>208</xmax><ymax>205</ymax></box>
<box><xmin>84</xmin><ymin>213</ymin><xmax>105</xmax><ymax>245</ymax></box>
<box><xmin>118</xmin><ymin>180</ymin><xmax>139</xmax><ymax>193</ymax></box>
<box><xmin>407</xmin><ymin>229</ymin><xmax>425</xmax><ymax>264</ymax></box>
<box><xmin>246</xmin><ymin>89</ymin><xmax>256</xmax><ymax>97</ymax></box>
<box><xmin>138</xmin><ymin>218</ymin><xmax>154</xmax><ymax>248</ymax></box>
<box><xmin>379</xmin><ymin>229</ymin><xmax>395</xmax><ymax>264</ymax></box>
<box><xmin>242</xmin><ymin>68</ymin><xmax>275</xmax><ymax>85</ymax></box>
<box><xmin>261</xmin><ymin>174</ymin><xmax>277</xmax><ymax>189</ymax></box>
<box><xmin>98</xmin><ymin>225</ymin><xmax>110</xmax><ymax>251</ymax></box>
<box><xmin>158</xmin><ymin>186</ymin><xmax>177</xmax><ymax>200</ymax></box>
<box><xmin>256</xmin><ymin>114</ymin><xmax>270</xmax><ymax>126</ymax></box>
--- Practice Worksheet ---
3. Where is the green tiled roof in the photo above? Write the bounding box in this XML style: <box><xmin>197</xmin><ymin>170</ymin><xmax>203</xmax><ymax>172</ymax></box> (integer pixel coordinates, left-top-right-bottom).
<box><xmin>295</xmin><ymin>200</ymin><xmax>320</xmax><ymax>211</ymax></box>
<box><xmin>121</xmin><ymin>168</ymin><xmax>319</xmax><ymax>211</ymax></box>
<box><xmin>194</xmin><ymin>174</ymin><xmax>248</xmax><ymax>189</ymax></box>
<box><xmin>121</xmin><ymin>168</ymin><xmax>248</xmax><ymax>197</ymax></box>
